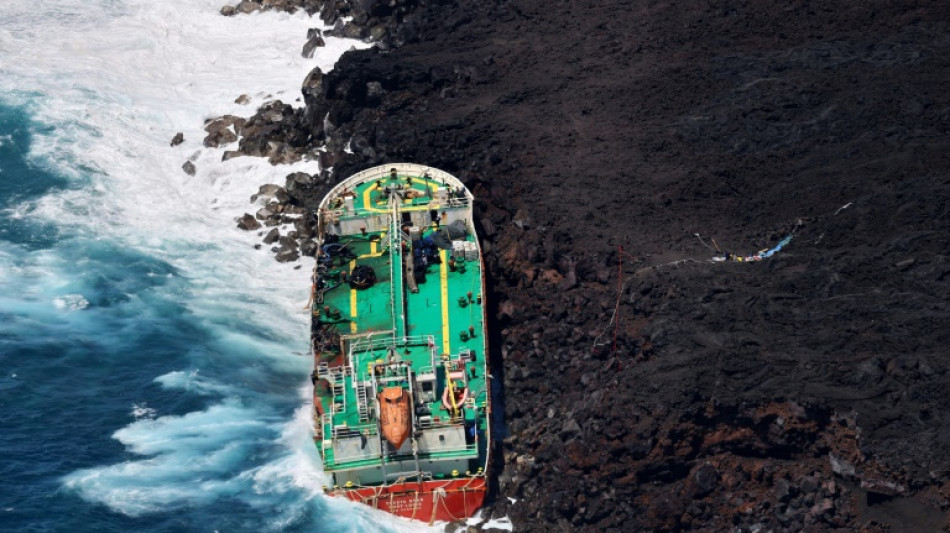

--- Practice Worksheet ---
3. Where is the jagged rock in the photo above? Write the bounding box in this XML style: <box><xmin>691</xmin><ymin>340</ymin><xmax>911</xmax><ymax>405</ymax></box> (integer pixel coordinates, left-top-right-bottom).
<box><xmin>295</xmin><ymin>219</ymin><xmax>315</xmax><ymax>239</ymax></box>
<box><xmin>326</xmin><ymin>21</ymin><xmax>364</xmax><ymax>40</ymax></box>
<box><xmin>368</xmin><ymin>24</ymin><xmax>388</xmax><ymax>42</ymax></box>
<box><xmin>268</xmin><ymin>144</ymin><xmax>301</xmax><ymax>165</ymax></box>
<box><xmin>204</xmin><ymin>127</ymin><xmax>237</xmax><ymax>147</ymax></box>
<box><xmin>237</xmin><ymin>213</ymin><xmax>260</xmax><ymax>231</ymax></box>
<box><xmin>219</xmin><ymin>5</ymin><xmax>236</xmax><ymax>16</ymax></box>
<box><xmin>170</xmin><ymin>132</ymin><xmax>184</xmax><ymax>146</ymax></box>
<box><xmin>285</xmin><ymin>172</ymin><xmax>313</xmax><ymax>192</ymax></box>
<box><xmin>560</xmin><ymin>418</ymin><xmax>581</xmax><ymax>436</ymax></box>
<box><xmin>203</xmin><ymin>115</ymin><xmax>245</xmax><ymax>147</ymax></box>
<box><xmin>235</xmin><ymin>94</ymin><xmax>250</xmax><ymax>105</ymax></box>
<box><xmin>251</xmin><ymin>183</ymin><xmax>285</xmax><ymax>204</ymax></box>
<box><xmin>301</xmin><ymin>67</ymin><xmax>325</xmax><ymax>137</ymax></box>
<box><xmin>235</xmin><ymin>0</ymin><xmax>259</xmax><ymax>14</ymax></box>
<box><xmin>222</xmin><ymin>2</ymin><xmax>950</xmax><ymax>530</ymax></box>
<box><xmin>182</xmin><ymin>161</ymin><xmax>196</xmax><ymax>176</ymax></box>
<box><xmin>263</xmin><ymin>228</ymin><xmax>280</xmax><ymax>244</ymax></box>
<box><xmin>775</xmin><ymin>479</ymin><xmax>792</xmax><ymax>502</ymax></box>
<box><xmin>255</xmin><ymin>207</ymin><xmax>274</xmax><ymax>221</ymax></box>
<box><xmin>275</xmin><ymin>247</ymin><xmax>299</xmax><ymax>262</ymax></box>
<box><xmin>302</xmin><ymin>29</ymin><xmax>325</xmax><ymax>58</ymax></box>
<box><xmin>688</xmin><ymin>463</ymin><xmax>719</xmax><ymax>497</ymax></box>
<box><xmin>799</xmin><ymin>476</ymin><xmax>820</xmax><ymax>494</ymax></box>
<box><xmin>300</xmin><ymin>239</ymin><xmax>318</xmax><ymax>256</ymax></box>
<box><xmin>318</xmin><ymin>150</ymin><xmax>338</xmax><ymax>169</ymax></box>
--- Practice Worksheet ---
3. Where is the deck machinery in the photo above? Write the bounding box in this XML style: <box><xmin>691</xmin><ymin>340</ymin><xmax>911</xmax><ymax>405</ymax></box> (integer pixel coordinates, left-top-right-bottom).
<box><xmin>310</xmin><ymin>163</ymin><xmax>490</xmax><ymax>523</ymax></box>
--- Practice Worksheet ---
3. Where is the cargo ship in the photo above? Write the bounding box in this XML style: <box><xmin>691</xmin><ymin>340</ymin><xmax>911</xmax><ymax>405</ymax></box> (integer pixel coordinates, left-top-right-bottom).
<box><xmin>309</xmin><ymin>163</ymin><xmax>491</xmax><ymax>523</ymax></box>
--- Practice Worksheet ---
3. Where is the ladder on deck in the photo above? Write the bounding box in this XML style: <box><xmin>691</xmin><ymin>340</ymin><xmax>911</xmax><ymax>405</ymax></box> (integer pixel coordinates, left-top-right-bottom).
<box><xmin>355</xmin><ymin>382</ymin><xmax>371</xmax><ymax>422</ymax></box>
<box><xmin>329</xmin><ymin>367</ymin><xmax>346</xmax><ymax>413</ymax></box>
<box><xmin>388</xmin><ymin>201</ymin><xmax>404</xmax><ymax>341</ymax></box>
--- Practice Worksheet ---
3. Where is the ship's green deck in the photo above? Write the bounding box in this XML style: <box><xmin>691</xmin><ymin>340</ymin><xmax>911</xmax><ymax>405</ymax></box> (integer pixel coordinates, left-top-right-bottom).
<box><xmin>312</xmin><ymin>171</ymin><xmax>488</xmax><ymax>477</ymax></box>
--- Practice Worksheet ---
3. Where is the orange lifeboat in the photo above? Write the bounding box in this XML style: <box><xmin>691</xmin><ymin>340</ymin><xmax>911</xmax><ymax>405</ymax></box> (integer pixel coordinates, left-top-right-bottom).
<box><xmin>378</xmin><ymin>387</ymin><xmax>411</xmax><ymax>449</ymax></box>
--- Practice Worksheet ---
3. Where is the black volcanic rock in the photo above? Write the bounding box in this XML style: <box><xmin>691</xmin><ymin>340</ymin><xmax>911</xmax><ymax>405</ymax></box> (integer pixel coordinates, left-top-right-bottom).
<box><xmin>221</xmin><ymin>0</ymin><xmax>950</xmax><ymax>530</ymax></box>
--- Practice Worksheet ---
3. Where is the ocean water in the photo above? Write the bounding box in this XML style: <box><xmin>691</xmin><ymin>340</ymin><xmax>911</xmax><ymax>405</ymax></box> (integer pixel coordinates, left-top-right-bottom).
<box><xmin>0</xmin><ymin>2</ymin><xmax>436</xmax><ymax>531</ymax></box>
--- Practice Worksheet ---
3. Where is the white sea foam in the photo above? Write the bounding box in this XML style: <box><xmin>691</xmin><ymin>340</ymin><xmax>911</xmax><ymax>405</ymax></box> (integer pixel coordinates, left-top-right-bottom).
<box><xmin>0</xmin><ymin>1</ymin><xmax>439</xmax><ymax>530</ymax></box>
<box><xmin>52</xmin><ymin>293</ymin><xmax>89</xmax><ymax>311</ymax></box>
<box><xmin>155</xmin><ymin>369</ymin><xmax>237</xmax><ymax>397</ymax></box>
<box><xmin>131</xmin><ymin>403</ymin><xmax>157</xmax><ymax>420</ymax></box>
<box><xmin>63</xmin><ymin>399</ymin><xmax>276</xmax><ymax>516</ymax></box>
<box><xmin>457</xmin><ymin>510</ymin><xmax>515</xmax><ymax>532</ymax></box>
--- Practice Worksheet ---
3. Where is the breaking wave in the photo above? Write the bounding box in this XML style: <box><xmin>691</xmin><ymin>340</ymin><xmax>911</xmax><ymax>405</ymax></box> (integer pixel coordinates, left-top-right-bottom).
<box><xmin>0</xmin><ymin>1</ymin><xmax>435</xmax><ymax>531</ymax></box>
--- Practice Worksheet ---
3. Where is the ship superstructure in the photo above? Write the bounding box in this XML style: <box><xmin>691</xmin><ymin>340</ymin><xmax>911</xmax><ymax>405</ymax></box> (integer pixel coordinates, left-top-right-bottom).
<box><xmin>309</xmin><ymin>163</ymin><xmax>490</xmax><ymax>523</ymax></box>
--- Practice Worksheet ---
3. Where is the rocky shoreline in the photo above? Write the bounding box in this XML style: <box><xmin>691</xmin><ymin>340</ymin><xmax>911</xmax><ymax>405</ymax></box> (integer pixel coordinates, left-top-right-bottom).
<box><xmin>190</xmin><ymin>1</ymin><xmax>950</xmax><ymax>530</ymax></box>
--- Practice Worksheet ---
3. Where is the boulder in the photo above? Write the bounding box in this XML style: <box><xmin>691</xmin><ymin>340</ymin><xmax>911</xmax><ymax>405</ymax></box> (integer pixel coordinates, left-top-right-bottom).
<box><xmin>235</xmin><ymin>0</ymin><xmax>260</xmax><ymax>14</ymax></box>
<box><xmin>688</xmin><ymin>463</ymin><xmax>719</xmax><ymax>498</ymax></box>
<box><xmin>302</xmin><ymin>29</ymin><xmax>325</xmax><ymax>58</ymax></box>
<box><xmin>294</xmin><ymin>218</ymin><xmax>315</xmax><ymax>239</ymax></box>
<box><xmin>300</xmin><ymin>239</ymin><xmax>318</xmax><ymax>257</ymax></box>
<box><xmin>203</xmin><ymin>126</ymin><xmax>237</xmax><ymax>147</ymax></box>
<box><xmin>275</xmin><ymin>248</ymin><xmax>300</xmax><ymax>263</ymax></box>
<box><xmin>251</xmin><ymin>183</ymin><xmax>285</xmax><ymax>204</ymax></box>
<box><xmin>278</xmin><ymin>234</ymin><xmax>298</xmax><ymax>248</ymax></box>
<box><xmin>170</xmin><ymin>132</ymin><xmax>184</xmax><ymax>146</ymax></box>
<box><xmin>263</xmin><ymin>228</ymin><xmax>280</xmax><ymax>244</ymax></box>
<box><xmin>775</xmin><ymin>478</ymin><xmax>792</xmax><ymax>502</ymax></box>
<box><xmin>365</xmin><ymin>81</ymin><xmax>385</xmax><ymax>106</ymax></box>
<box><xmin>181</xmin><ymin>161</ymin><xmax>196</xmax><ymax>176</ymax></box>
<box><xmin>267</xmin><ymin>144</ymin><xmax>302</xmax><ymax>165</ymax></box>
<box><xmin>301</xmin><ymin>67</ymin><xmax>326</xmax><ymax>114</ymax></box>
<box><xmin>318</xmin><ymin>150</ymin><xmax>338</xmax><ymax>169</ymax></box>
<box><xmin>285</xmin><ymin>172</ymin><xmax>313</xmax><ymax>192</ymax></box>
<box><xmin>237</xmin><ymin>213</ymin><xmax>261</xmax><ymax>231</ymax></box>
<box><xmin>203</xmin><ymin>115</ymin><xmax>245</xmax><ymax>148</ymax></box>
<box><xmin>799</xmin><ymin>475</ymin><xmax>820</xmax><ymax>494</ymax></box>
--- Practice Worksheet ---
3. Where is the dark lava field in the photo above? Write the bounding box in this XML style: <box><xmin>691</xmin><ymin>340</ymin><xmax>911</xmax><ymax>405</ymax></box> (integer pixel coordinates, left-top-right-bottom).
<box><xmin>216</xmin><ymin>0</ymin><xmax>950</xmax><ymax>530</ymax></box>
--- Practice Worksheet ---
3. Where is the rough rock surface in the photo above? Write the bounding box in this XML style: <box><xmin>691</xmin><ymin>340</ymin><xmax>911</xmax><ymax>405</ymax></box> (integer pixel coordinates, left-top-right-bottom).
<box><xmin>181</xmin><ymin>160</ymin><xmax>196</xmax><ymax>176</ymax></box>
<box><xmin>216</xmin><ymin>1</ymin><xmax>950</xmax><ymax>531</ymax></box>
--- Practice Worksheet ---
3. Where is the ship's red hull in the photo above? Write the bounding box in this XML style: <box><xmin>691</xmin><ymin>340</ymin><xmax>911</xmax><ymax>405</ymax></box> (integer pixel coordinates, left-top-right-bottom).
<box><xmin>331</xmin><ymin>477</ymin><xmax>487</xmax><ymax>523</ymax></box>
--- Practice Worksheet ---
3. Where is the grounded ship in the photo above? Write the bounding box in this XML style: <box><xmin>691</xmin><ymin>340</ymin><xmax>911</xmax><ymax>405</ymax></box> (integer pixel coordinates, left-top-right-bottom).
<box><xmin>309</xmin><ymin>163</ymin><xmax>491</xmax><ymax>523</ymax></box>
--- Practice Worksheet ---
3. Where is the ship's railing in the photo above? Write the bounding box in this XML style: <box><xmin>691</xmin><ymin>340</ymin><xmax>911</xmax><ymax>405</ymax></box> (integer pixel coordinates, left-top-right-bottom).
<box><xmin>422</xmin><ymin>442</ymin><xmax>478</xmax><ymax>457</ymax></box>
<box><xmin>323</xmin><ymin>197</ymin><xmax>469</xmax><ymax>221</ymax></box>
<box><xmin>322</xmin><ymin>421</ymin><xmax>381</xmax><ymax>468</ymax></box>
<box><xmin>322</xmin><ymin>164</ymin><xmax>468</xmax><ymax>201</ymax></box>
<box><xmin>315</xmin><ymin>412</ymin><xmax>333</xmax><ymax>443</ymax></box>
<box><xmin>327</xmin><ymin>442</ymin><xmax>478</xmax><ymax>470</ymax></box>
<box><xmin>348</xmin><ymin>334</ymin><xmax>435</xmax><ymax>354</ymax></box>
<box><xmin>416</xmin><ymin>415</ymin><xmax>467</xmax><ymax>431</ymax></box>
<box><xmin>331</xmin><ymin>421</ymin><xmax>377</xmax><ymax>440</ymax></box>
<box><xmin>326</xmin><ymin>449</ymin><xmax>380</xmax><ymax>468</ymax></box>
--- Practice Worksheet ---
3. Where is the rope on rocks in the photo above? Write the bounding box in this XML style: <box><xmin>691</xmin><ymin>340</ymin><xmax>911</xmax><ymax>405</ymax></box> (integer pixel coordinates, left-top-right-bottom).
<box><xmin>592</xmin><ymin>230</ymin><xmax>797</xmax><ymax>355</ymax></box>
<box><xmin>591</xmin><ymin>245</ymin><xmax>637</xmax><ymax>356</ymax></box>
<box><xmin>711</xmin><ymin>234</ymin><xmax>793</xmax><ymax>263</ymax></box>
